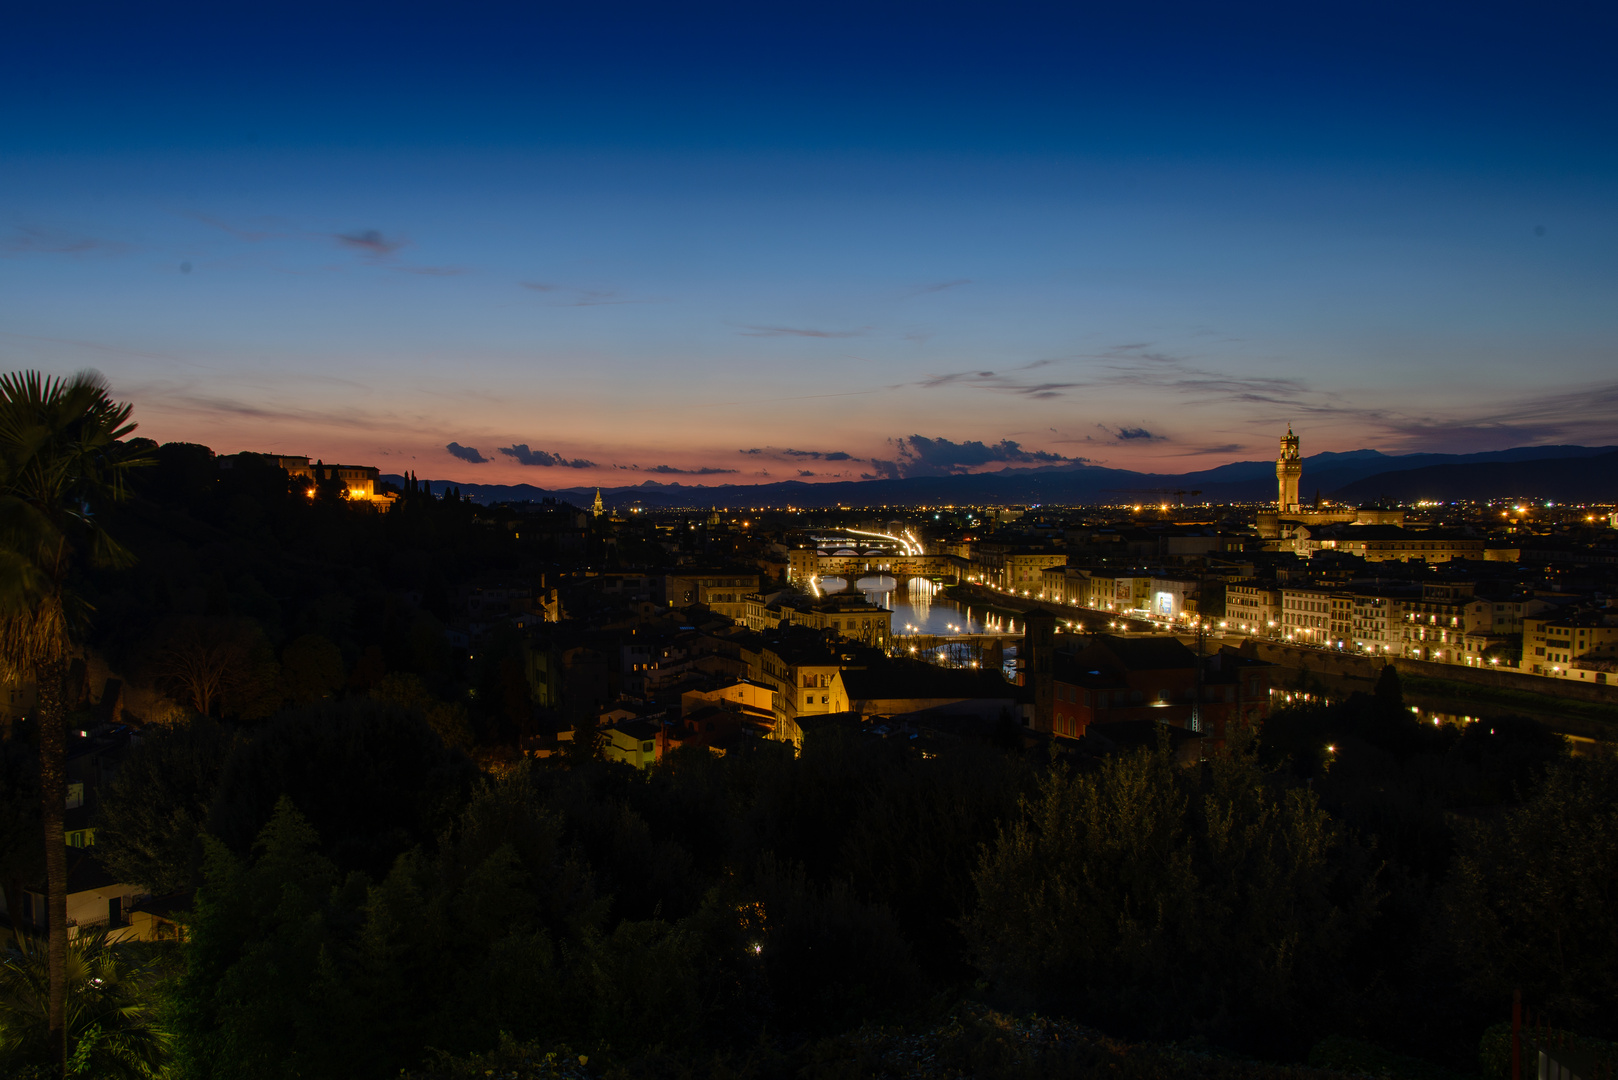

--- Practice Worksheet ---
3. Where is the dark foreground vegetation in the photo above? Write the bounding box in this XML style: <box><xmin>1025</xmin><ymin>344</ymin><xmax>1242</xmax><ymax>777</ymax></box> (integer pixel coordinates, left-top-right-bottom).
<box><xmin>0</xmin><ymin>403</ymin><xmax>1615</xmax><ymax>1078</ymax></box>
<box><xmin>9</xmin><ymin>695</ymin><xmax>1616</xmax><ymax>1079</ymax></box>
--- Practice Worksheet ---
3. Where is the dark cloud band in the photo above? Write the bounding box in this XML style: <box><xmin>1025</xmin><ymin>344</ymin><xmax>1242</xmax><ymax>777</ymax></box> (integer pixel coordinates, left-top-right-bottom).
<box><xmin>445</xmin><ymin>442</ymin><xmax>488</xmax><ymax>463</ymax></box>
<box><xmin>498</xmin><ymin>443</ymin><xmax>597</xmax><ymax>468</ymax></box>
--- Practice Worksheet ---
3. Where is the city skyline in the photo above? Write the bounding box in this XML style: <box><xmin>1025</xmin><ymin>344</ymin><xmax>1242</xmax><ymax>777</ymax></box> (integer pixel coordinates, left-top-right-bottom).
<box><xmin>4</xmin><ymin>2</ymin><xmax>1617</xmax><ymax>485</ymax></box>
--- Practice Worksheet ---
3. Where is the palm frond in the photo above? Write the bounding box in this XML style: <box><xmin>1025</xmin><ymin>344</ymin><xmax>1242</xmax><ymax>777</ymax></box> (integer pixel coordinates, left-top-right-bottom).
<box><xmin>0</xmin><ymin>597</ymin><xmax>69</xmax><ymax>680</ymax></box>
<box><xmin>0</xmin><ymin>371</ymin><xmax>147</xmax><ymax>662</ymax></box>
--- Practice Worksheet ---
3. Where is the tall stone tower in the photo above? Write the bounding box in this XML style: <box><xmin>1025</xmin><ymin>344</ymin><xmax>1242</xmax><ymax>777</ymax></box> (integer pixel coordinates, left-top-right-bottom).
<box><xmin>1276</xmin><ymin>426</ymin><xmax>1302</xmax><ymax>512</ymax></box>
<box><xmin>591</xmin><ymin>488</ymin><xmax>605</xmax><ymax>518</ymax></box>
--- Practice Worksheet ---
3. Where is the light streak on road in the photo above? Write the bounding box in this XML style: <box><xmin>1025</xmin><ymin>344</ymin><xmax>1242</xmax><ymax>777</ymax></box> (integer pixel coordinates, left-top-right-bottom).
<box><xmin>840</xmin><ymin>527</ymin><xmax>919</xmax><ymax>556</ymax></box>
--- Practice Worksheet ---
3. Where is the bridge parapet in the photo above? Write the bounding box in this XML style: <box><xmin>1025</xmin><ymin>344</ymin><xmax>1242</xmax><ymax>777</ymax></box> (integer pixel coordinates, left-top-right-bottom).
<box><xmin>814</xmin><ymin>553</ymin><xmax>963</xmax><ymax>582</ymax></box>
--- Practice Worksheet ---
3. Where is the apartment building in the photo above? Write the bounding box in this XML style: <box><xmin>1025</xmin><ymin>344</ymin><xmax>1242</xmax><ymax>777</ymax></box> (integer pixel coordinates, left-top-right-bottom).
<box><xmin>1279</xmin><ymin>585</ymin><xmax>1335</xmax><ymax>644</ymax></box>
<box><xmin>971</xmin><ymin>542</ymin><xmax>1068</xmax><ymax>593</ymax></box>
<box><xmin>1224</xmin><ymin>581</ymin><xmax>1280</xmax><ymax>633</ymax></box>
<box><xmin>1350</xmin><ymin>595</ymin><xmax>1397</xmax><ymax>654</ymax></box>
<box><xmin>1522</xmin><ymin>612</ymin><xmax>1618</xmax><ymax>683</ymax></box>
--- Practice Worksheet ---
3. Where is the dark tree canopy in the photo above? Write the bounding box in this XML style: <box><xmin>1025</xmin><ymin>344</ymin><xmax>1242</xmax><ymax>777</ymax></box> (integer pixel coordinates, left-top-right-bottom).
<box><xmin>94</xmin><ymin>717</ymin><xmax>235</xmax><ymax>895</ymax></box>
<box><xmin>1449</xmin><ymin>752</ymin><xmax>1618</xmax><ymax>1037</ymax></box>
<box><xmin>966</xmin><ymin>738</ymin><xmax>1379</xmax><ymax>1056</ymax></box>
<box><xmin>277</xmin><ymin>634</ymin><xmax>346</xmax><ymax>707</ymax></box>
<box><xmin>207</xmin><ymin>698</ymin><xmax>477</xmax><ymax>881</ymax></box>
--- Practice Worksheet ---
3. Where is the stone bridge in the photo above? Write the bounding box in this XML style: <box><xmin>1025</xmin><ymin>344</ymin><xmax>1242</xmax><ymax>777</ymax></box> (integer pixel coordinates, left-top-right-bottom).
<box><xmin>898</xmin><ymin>631</ymin><xmax>1022</xmax><ymax>652</ymax></box>
<box><xmin>813</xmin><ymin>554</ymin><xmax>965</xmax><ymax>582</ymax></box>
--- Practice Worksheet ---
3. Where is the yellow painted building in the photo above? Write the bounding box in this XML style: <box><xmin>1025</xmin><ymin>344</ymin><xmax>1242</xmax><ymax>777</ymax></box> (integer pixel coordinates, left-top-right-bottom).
<box><xmin>1523</xmin><ymin>614</ymin><xmax>1618</xmax><ymax>684</ymax></box>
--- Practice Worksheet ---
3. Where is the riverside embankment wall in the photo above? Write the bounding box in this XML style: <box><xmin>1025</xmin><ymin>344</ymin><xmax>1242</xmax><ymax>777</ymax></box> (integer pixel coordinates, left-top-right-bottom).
<box><xmin>944</xmin><ymin>584</ymin><xmax>1617</xmax><ymax>739</ymax></box>
<box><xmin>1241</xmin><ymin>640</ymin><xmax>1618</xmax><ymax>742</ymax></box>
<box><xmin>1238</xmin><ymin>640</ymin><xmax>1618</xmax><ymax>708</ymax></box>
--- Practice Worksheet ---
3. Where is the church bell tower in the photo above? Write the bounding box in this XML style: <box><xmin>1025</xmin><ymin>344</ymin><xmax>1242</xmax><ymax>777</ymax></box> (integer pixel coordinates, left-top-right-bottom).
<box><xmin>1276</xmin><ymin>426</ymin><xmax>1302</xmax><ymax>512</ymax></box>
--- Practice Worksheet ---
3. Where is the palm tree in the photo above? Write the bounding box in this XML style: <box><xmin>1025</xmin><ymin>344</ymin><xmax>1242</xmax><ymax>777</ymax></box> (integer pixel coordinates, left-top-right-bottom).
<box><xmin>0</xmin><ymin>926</ymin><xmax>172</xmax><ymax>1078</ymax></box>
<box><xmin>0</xmin><ymin>371</ymin><xmax>146</xmax><ymax>1078</ymax></box>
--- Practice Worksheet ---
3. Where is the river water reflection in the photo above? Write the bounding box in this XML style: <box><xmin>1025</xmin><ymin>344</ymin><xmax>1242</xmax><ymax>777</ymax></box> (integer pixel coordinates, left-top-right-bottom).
<box><xmin>818</xmin><ymin>575</ymin><xmax>1022</xmax><ymax>637</ymax></box>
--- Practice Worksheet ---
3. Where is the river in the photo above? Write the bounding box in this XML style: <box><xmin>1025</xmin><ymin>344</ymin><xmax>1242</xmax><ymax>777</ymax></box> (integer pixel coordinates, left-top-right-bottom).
<box><xmin>819</xmin><ymin>575</ymin><xmax>1021</xmax><ymax>674</ymax></box>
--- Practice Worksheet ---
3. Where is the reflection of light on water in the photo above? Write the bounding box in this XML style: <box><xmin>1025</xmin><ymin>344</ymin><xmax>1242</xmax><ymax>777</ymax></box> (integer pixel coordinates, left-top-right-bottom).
<box><xmin>907</xmin><ymin>578</ymin><xmax>936</xmax><ymax>625</ymax></box>
<box><xmin>821</xmin><ymin>576</ymin><xmax>1028</xmax><ymax>645</ymax></box>
<box><xmin>974</xmin><ymin>609</ymin><xmax>1019</xmax><ymax>635</ymax></box>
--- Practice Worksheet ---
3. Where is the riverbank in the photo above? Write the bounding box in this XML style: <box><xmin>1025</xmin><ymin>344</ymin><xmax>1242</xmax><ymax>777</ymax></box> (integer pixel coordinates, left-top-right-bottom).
<box><xmin>1242</xmin><ymin>639</ymin><xmax>1618</xmax><ymax>742</ymax></box>
<box><xmin>942</xmin><ymin>583</ymin><xmax>1155</xmax><ymax>629</ymax></box>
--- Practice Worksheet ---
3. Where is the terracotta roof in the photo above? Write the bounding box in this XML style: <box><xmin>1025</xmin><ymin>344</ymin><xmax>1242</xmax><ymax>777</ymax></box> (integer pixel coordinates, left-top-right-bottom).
<box><xmin>840</xmin><ymin>665</ymin><xmax>1011</xmax><ymax>702</ymax></box>
<box><xmin>1091</xmin><ymin>635</ymin><xmax>1198</xmax><ymax>671</ymax></box>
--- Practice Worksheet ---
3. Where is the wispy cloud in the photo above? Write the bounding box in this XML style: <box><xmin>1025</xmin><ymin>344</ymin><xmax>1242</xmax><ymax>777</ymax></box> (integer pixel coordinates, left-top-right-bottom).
<box><xmin>498</xmin><ymin>444</ymin><xmax>597</xmax><ymax>468</ymax></box>
<box><xmin>903</xmin><ymin>278</ymin><xmax>972</xmax><ymax>298</ymax></box>
<box><xmin>606</xmin><ymin>462</ymin><xmax>738</xmax><ymax>475</ymax></box>
<box><xmin>110</xmin><ymin>378</ymin><xmax>483</xmax><ymax>454</ymax></box>
<box><xmin>520</xmin><ymin>281</ymin><xmax>657</xmax><ymax>306</ymax></box>
<box><xmin>1363</xmin><ymin>381</ymin><xmax>1618</xmax><ymax>453</ymax></box>
<box><xmin>185</xmin><ymin>212</ymin><xmax>289</xmax><ymax>242</ymax></box>
<box><xmin>394</xmin><ymin>265</ymin><xmax>466</xmax><ymax>277</ymax></box>
<box><xmin>1</xmin><ymin>225</ymin><xmax>130</xmax><ymax>256</ymax></box>
<box><xmin>1097</xmin><ymin>343</ymin><xmax>1188</xmax><ymax>365</ymax></box>
<box><xmin>1173</xmin><ymin>443</ymin><xmax>1249</xmax><ymax>456</ymax></box>
<box><xmin>739</xmin><ymin>446</ymin><xmax>854</xmax><ymax>461</ymax></box>
<box><xmin>334</xmin><ymin>229</ymin><xmax>406</xmax><ymax>257</ymax></box>
<box><xmin>641</xmin><ymin>464</ymin><xmax>738</xmax><ymax>475</ymax></box>
<box><xmin>1075</xmin><ymin>341</ymin><xmax>1618</xmax><ymax>454</ymax></box>
<box><xmin>445</xmin><ymin>442</ymin><xmax>489</xmax><ymax>464</ymax></box>
<box><xmin>0</xmin><ymin>330</ymin><xmax>188</xmax><ymax>364</ymax></box>
<box><xmin>1069</xmin><ymin>344</ymin><xmax>1319</xmax><ymax>412</ymax></box>
<box><xmin>917</xmin><ymin>358</ymin><xmax>1080</xmax><ymax>400</ymax></box>
<box><xmin>734</xmin><ymin>323</ymin><xmax>870</xmax><ymax>338</ymax></box>
<box><xmin>187</xmin><ymin>213</ymin><xmax>468</xmax><ymax>278</ymax></box>
<box><xmin>915</xmin><ymin>346</ymin><xmax>1316</xmax><ymax>409</ymax></box>
<box><xmin>123</xmin><ymin>392</ymin><xmax>409</xmax><ymax>442</ymax></box>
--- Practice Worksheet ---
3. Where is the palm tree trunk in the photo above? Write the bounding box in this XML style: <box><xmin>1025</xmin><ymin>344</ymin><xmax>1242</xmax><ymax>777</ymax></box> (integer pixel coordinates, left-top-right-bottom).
<box><xmin>35</xmin><ymin>655</ymin><xmax>67</xmax><ymax>1078</ymax></box>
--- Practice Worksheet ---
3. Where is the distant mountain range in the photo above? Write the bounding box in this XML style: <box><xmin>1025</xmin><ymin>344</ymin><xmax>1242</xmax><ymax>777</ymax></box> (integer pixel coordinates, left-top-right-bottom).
<box><xmin>1331</xmin><ymin>449</ymin><xmax>1618</xmax><ymax>504</ymax></box>
<box><xmin>384</xmin><ymin>443</ymin><xmax>1618</xmax><ymax>509</ymax></box>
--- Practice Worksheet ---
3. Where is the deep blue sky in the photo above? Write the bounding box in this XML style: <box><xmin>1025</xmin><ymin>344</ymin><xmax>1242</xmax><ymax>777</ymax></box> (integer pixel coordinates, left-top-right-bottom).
<box><xmin>4</xmin><ymin>1</ymin><xmax>1615</xmax><ymax>483</ymax></box>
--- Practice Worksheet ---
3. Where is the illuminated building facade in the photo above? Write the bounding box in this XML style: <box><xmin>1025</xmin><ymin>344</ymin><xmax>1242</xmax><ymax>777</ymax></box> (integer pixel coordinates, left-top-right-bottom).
<box><xmin>740</xmin><ymin>590</ymin><xmax>892</xmax><ymax>647</ymax></box>
<box><xmin>1277</xmin><ymin>426</ymin><xmax>1302</xmax><ymax>512</ymax></box>
<box><xmin>662</xmin><ymin>571</ymin><xmax>761</xmax><ymax>622</ymax></box>
<box><xmin>220</xmin><ymin>453</ymin><xmax>386</xmax><ymax>502</ymax></box>
<box><xmin>318</xmin><ymin>463</ymin><xmax>382</xmax><ymax>500</ymax></box>
<box><xmin>757</xmin><ymin>637</ymin><xmax>844</xmax><ymax>742</ymax></box>
<box><xmin>1522</xmin><ymin>613</ymin><xmax>1618</xmax><ymax>683</ymax></box>
<box><xmin>1279</xmin><ymin>585</ymin><xmax>1335</xmax><ymax>643</ymax></box>
<box><xmin>1224</xmin><ymin>581</ymin><xmax>1280</xmax><ymax>633</ymax></box>
<box><xmin>969</xmin><ymin>541</ymin><xmax>1068</xmax><ymax>592</ymax></box>
<box><xmin>1299</xmin><ymin>525</ymin><xmax>1485</xmax><ymax>563</ymax></box>
<box><xmin>1255</xmin><ymin>427</ymin><xmax>1406</xmax><ymax>543</ymax></box>
<box><xmin>1351</xmin><ymin>595</ymin><xmax>1394</xmax><ymax>653</ymax></box>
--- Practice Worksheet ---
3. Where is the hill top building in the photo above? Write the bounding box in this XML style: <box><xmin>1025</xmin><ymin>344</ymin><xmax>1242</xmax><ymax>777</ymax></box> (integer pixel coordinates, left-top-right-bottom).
<box><xmin>219</xmin><ymin>452</ymin><xmax>388</xmax><ymax>503</ymax></box>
